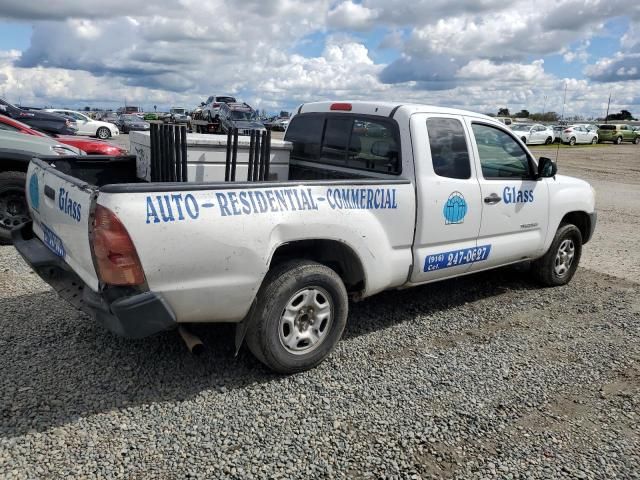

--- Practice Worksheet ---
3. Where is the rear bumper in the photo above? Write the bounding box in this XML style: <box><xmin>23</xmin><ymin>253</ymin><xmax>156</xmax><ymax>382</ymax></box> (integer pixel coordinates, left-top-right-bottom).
<box><xmin>12</xmin><ymin>222</ymin><xmax>176</xmax><ymax>339</ymax></box>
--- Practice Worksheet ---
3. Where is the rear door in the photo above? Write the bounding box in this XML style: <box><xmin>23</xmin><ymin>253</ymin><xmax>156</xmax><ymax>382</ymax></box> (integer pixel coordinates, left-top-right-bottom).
<box><xmin>410</xmin><ymin>114</ymin><xmax>484</xmax><ymax>283</ymax></box>
<box><xmin>26</xmin><ymin>158</ymin><xmax>99</xmax><ymax>290</ymax></box>
<box><xmin>467</xmin><ymin>121</ymin><xmax>549</xmax><ymax>271</ymax></box>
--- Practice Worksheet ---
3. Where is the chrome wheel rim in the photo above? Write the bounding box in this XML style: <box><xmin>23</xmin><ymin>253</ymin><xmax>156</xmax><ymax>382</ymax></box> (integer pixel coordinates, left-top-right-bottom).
<box><xmin>554</xmin><ymin>239</ymin><xmax>575</xmax><ymax>277</ymax></box>
<box><xmin>279</xmin><ymin>287</ymin><xmax>333</xmax><ymax>355</ymax></box>
<box><xmin>97</xmin><ymin>128</ymin><xmax>109</xmax><ymax>139</ymax></box>
<box><xmin>0</xmin><ymin>189</ymin><xmax>29</xmax><ymax>231</ymax></box>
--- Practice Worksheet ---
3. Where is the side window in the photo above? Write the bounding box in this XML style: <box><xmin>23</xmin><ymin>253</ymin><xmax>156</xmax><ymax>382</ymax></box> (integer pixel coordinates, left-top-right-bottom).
<box><xmin>285</xmin><ymin>114</ymin><xmax>324</xmax><ymax>161</ymax></box>
<box><xmin>426</xmin><ymin>118</ymin><xmax>471</xmax><ymax>179</ymax></box>
<box><xmin>472</xmin><ymin>123</ymin><xmax>532</xmax><ymax>179</ymax></box>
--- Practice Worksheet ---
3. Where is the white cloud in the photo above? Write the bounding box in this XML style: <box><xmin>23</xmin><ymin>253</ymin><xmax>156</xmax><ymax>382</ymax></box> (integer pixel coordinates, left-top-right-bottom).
<box><xmin>327</xmin><ymin>1</ymin><xmax>379</xmax><ymax>30</ymax></box>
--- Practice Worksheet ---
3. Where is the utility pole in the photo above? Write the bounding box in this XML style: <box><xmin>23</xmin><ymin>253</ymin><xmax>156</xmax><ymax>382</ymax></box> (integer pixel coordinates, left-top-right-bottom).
<box><xmin>560</xmin><ymin>83</ymin><xmax>568</xmax><ymax>124</ymax></box>
<box><xmin>604</xmin><ymin>92</ymin><xmax>611</xmax><ymax>124</ymax></box>
<box><xmin>542</xmin><ymin>95</ymin><xmax>547</xmax><ymax>117</ymax></box>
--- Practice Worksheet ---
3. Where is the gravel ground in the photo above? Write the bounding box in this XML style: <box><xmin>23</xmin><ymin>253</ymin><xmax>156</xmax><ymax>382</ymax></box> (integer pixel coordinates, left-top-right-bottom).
<box><xmin>1</xmin><ymin>144</ymin><xmax>639</xmax><ymax>479</ymax></box>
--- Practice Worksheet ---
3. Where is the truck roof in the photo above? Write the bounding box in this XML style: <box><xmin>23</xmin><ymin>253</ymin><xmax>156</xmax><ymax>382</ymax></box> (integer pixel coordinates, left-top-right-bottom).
<box><xmin>297</xmin><ymin>101</ymin><xmax>495</xmax><ymax>123</ymax></box>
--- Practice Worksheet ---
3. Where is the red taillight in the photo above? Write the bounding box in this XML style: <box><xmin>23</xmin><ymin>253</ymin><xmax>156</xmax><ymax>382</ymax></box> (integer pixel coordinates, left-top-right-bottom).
<box><xmin>330</xmin><ymin>102</ymin><xmax>352</xmax><ymax>111</ymax></box>
<box><xmin>91</xmin><ymin>205</ymin><xmax>145</xmax><ymax>285</ymax></box>
<box><xmin>212</xmin><ymin>102</ymin><xmax>220</xmax><ymax>108</ymax></box>
<box><xmin>564</xmin><ymin>129</ymin><xmax>572</xmax><ymax>133</ymax></box>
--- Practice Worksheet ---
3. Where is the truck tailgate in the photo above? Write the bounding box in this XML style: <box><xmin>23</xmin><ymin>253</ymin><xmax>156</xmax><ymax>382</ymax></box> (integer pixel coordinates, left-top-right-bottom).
<box><xmin>26</xmin><ymin>158</ymin><xmax>99</xmax><ymax>291</ymax></box>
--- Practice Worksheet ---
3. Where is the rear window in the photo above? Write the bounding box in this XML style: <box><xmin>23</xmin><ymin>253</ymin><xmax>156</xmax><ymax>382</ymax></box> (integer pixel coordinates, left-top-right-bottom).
<box><xmin>216</xmin><ymin>96</ymin><xmax>236</xmax><ymax>103</ymax></box>
<box><xmin>599</xmin><ymin>125</ymin><xmax>616</xmax><ymax>130</ymax></box>
<box><xmin>285</xmin><ymin>113</ymin><xmax>401</xmax><ymax>174</ymax></box>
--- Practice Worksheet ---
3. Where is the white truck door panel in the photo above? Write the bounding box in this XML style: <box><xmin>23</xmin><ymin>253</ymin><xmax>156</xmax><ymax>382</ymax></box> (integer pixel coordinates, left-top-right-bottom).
<box><xmin>467</xmin><ymin>121</ymin><xmax>550</xmax><ymax>270</ymax></box>
<box><xmin>410</xmin><ymin>114</ymin><xmax>483</xmax><ymax>283</ymax></box>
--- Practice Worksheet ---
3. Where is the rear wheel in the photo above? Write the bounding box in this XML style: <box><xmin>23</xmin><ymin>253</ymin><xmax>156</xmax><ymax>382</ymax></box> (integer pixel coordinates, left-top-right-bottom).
<box><xmin>592</xmin><ymin>137</ymin><xmax>598</xmax><ymax>144</ymax></box>
<box><xmin>96</xmin><ymin>127</ymin><xmax>111</xmax><ymax>139</ymax></box>
<box><xmin>532</xmin><ymin>224</ymin><xmax>582</xmax><ymax>287</ymax></box>
<box><xmin>615</xmin><ymin>136</ymin><xmax>623</xmax><ymax>145</ymax></box>
<box><xmin>634</xmin><ymin>137</ymin><xmax>640</xmax><ymax>145</ymax></box>
<box><xmin>569</xmin><ymin>137</ymin><xmax>576</xmax><ymax>146</ymax></box>
<box><xmin>521</xmin><ymin>137</ymin><xmax>527</xmax><ymax>144</ymax></box>
<box><xmin>245</xmin><ymin>260</ymin><xmax>348</xmax><ymax>373</ymax></box>
<box><xmin>545</xmin><ymin>137</ymin><xmax>552</xmax><ymax>145</ymax></box>
<box><xmin>0</xmin><ymin>171</ymin><xmax>29</xmax><ymax>245</ymax></box>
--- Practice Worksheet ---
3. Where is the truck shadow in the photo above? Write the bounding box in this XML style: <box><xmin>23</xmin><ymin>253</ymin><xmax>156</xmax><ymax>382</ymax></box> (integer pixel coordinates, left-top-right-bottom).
<box><xmin>0</xmin><ymin>266</ymin><xmax>537</xmax><ymax>437</ymax></box>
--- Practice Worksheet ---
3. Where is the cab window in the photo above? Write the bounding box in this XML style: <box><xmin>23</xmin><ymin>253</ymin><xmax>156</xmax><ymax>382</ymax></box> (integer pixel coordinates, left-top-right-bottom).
<box><xmin>426</xmin><ymin>118</ymin><xmax>471</xmax><ymax>179</ymax></box>
<box><xmin>285</xmin><ymin>114</ymin><xmax>401</xmax><ymax>174</ymax></box>
<box><xmin>472</xmin><ymin>123</ymin><xmax>532</xmax><ymax>179</ymax></box>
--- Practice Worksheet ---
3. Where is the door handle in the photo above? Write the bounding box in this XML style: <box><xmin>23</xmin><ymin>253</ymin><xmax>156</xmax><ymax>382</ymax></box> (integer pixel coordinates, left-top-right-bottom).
<box><xmin>484</xmin><ymin>193</ymin><xmax>501</xmax><ymax>205</ymax></box>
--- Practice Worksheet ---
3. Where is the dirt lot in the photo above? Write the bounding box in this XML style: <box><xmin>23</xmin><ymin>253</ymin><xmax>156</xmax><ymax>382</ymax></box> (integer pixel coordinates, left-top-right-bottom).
<box><xmin>0</xmin><ymin>143</ymin><xmax>638</xmax><ymax>479</ymax></box>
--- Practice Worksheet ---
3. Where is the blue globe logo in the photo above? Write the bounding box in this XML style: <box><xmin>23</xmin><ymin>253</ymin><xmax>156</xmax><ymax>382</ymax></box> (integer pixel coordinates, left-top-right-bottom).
<box><xmin>443</xmin><ymin>191</ymin><xmax>467</xmax><ymax>224</ymax></box>
<box><xmin>29</xmin><ymin>173</ymin><xmax>40</xmax><ymax>211</ymax></box>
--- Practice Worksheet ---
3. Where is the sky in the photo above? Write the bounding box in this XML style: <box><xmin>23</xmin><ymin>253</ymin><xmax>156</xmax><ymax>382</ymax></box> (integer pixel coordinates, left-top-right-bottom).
<box><xmin>0</xmin><ymin>0</ymin><xmax>639</xmax><ymax>117</ymax></box>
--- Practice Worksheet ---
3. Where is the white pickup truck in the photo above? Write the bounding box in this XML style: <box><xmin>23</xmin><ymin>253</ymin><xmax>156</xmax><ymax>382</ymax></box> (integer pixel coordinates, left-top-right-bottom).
<box><xmin>14</xmin><ymin>101</ymin><xmax>596</xmax><ymax>373</ymax></box>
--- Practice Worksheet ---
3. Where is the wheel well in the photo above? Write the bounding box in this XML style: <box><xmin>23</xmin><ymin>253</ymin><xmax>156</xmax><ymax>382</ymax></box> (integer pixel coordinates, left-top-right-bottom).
<box><xmin>561</xmin><ymin>211</ymin><xmax>592</xmax><ymax>244</ymax></box>
<box><xmin>269</xmin><ymin>239</ymin><xmax>366</xmax><ymax>294</ymax></box>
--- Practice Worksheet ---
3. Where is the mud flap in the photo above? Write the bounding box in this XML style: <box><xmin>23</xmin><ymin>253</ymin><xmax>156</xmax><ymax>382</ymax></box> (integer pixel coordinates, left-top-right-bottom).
<box><xmin>234</xmin><ymin>299</ymin><xmax>257</xmax><ymax>356</ymax></box>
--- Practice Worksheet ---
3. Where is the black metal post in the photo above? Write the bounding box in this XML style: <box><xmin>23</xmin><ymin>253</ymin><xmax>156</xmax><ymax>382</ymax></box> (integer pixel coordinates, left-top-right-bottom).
<box><xmin>231</xmin><ymin>128</ymin><xmax>238</xmax><ymax>181</ymax></box>
<box><xmin>224</xmin><ymin>129</ymin><xmax>232</xmax><ymax>182</ymax></box>
<box><xmin>253</xmin><ymin>132</ymin><xmax>261</xmax><ymax>181</ymax></box>
<box><xmin>180</xmin><ymin>126</ymin><xmax>188</xmax><ymax>181</ymax></box>
<box><xmin>247</xmin><ymin>130</ymin><xmax>255</xmax><ymax>181</ymax></box>
<box><xmin>263</xmin><ymin>129</ymin><xmax>271</xmax><ymax>180</ymax></box>
<box><xmin>173</xmin><ymin>126</ymin><xmax>181</xmax><ymax>182</ymax></box>
<box><xmin>150</xmin><ymin>123</ymin><xmax>158</xmax><ymax>181</ymax></box>
<box><xmin>259</xmin><ymin>131</ymin><xmax>267</xmax><ymax>181</ymax></box>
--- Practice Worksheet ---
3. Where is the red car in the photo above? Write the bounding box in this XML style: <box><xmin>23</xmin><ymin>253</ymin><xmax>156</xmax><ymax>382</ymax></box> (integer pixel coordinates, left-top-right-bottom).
<box><xmin>0</xmin><ymin>114</ymin><xmax>127</xmax><ymax>156</ymax></box>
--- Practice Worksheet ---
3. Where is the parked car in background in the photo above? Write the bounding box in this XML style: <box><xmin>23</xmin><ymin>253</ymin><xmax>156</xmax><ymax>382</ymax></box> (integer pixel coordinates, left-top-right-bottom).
<box><xmin>597</xmin><ymin>124</ymin><xmax>640</xmax><ymax>144</ymax></box>
<box><xmin>271</xmin><ymin>117</ymin><xmax>290</xmax><ymax>132</ymax></box>
<box><xmin>552</xmin><ymin>125</ymin><xmax>565</xmax><ymax>143</ymax></box>
<box><xmin>216</xmin><ymin>102</ymin><xmax>266</xmax><ymax>135</ymax></box>
<box><xmin>99</xmin><ymin>112</ymin><xmax>120</xmax><ymax>124</ymax></box>
<box><xmin>510</xmin><ymin>123</ymin><xmax>554</xmax><ymax>145</ymax></box>
<box><xmin>0</xmin><ymin>98</ymin><xmax>77</xmax><ymax>136</ymax></box>
<box><xmin>44</xmin><ymin>109</ymin><xmax>120</xmax><ymax>139</ymax></box>
<box><xmin>117</xmin><ymin>106</ymin><xmax>141</xmax><ymax>115</ymax></box>
<box><xmin>143</xmin><ymin>112</ymin><xmax>160</xmax><ymax>121</ymax></box>
<box><xmin>496</xmin><ymin>116</ymin><xmax>513</xmax><ymax>126</ymax></box>
<box><xmin>0</xmin><ymin>129</ymin><xmax>84</xmax><ymax>243</ymax></box>
<box><xmin>164</xmin><ymin>107</ymin><xmax>190</xmax><ymax>124</ymax></box>
<box><xmin>559</xmin><ymin>125</ymin><xmax>599</xmax><ymax>145</ymax></box>
<box><xmin>117</xmin><ymin>114</ymin><xmax>150</xmax><ymax>133</ymax></box>
<box><xmin>201</xmin><ymin>95</ymin><xmax>237</xmax><ymax>121</ymax></box>
<box><xmin>0</xmin><ymin>115</ymin><xmax>127</xmax><ymax>156</ymax></box>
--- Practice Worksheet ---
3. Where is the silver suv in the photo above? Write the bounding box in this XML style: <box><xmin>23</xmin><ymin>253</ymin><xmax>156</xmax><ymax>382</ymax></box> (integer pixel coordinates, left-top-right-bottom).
<box><xmin>200</xmin><ymin>95</ymin><xmax>237</xmax><ymax>121</ymax></box>
<box><xmin>216</xmin><ymin>102</ymin><xmax>266</xmax><ymax>136</ymax></box>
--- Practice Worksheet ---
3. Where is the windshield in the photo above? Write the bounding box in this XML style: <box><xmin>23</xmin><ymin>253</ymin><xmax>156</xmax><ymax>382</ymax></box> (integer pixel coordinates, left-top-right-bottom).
<box><xmin>512</xmin><ymin>124</ymin><xmax>532</xmax><ymax>131</ymax></box>
<box><xmin>122</xmin><ymin>115</ymin><xmax>140</xmax><ymax>121</ymax></box>
<box><xmin>230</xmin><ymin>110</ymin><xmax>256</xmax><ymax>121</ymax></box>
<box><xmin>172</xmin><ymin>109</ymin><xmax>186</xmax><ymax>114</ymax></box>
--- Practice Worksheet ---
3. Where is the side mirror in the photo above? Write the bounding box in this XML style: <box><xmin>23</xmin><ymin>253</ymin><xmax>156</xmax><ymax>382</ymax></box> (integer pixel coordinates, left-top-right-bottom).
<box><xmin>200</xmin><ymin>102</ymin><xmax>206</xmax><ymax>107</ymax></box>
<box><xmin>537</xmin><ymin>157</ymin><xmax>557</xmax><ymax>178</ymax></box>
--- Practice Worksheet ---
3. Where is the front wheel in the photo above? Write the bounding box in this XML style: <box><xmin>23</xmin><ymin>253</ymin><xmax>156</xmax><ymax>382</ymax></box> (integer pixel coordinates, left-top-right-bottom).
<box><xmin>592</xmin><ymin>137</ymin><xmax>598</xmax><ymax>144</ymax></box>
<box><xmin>532</xmin><ymin>224</ymin><xmax>582</xmax><ymax>287</ymax></box>
<box><xmin>615</xmin><ymin>136</ymin><xmax>623</xmax><ymax>145</ymax></box>
<box><xmin>245</xmin><ymin>260</ymin><xmax>348</xmax><ymax>373</ymax></box>
<box><xmin>96</xmin><ymin>127</ymin><xmax>111</xmax><ymax>139</ymax></box>
<box><xmin>634</xmin><ymin>137</ymin><xmax>640</xmax><ymax>145</ymax></box>
<box><xmin>521</xmin><ymin>137</ymin><xmax>527</xmax><ymax>144</ymax></box>
<box><xmin>545</xmin><ymin>137</ymin><xmax>552</xmax><ymax>145</ymax></box>
<box><xmin>0</xmin><ymin>171</ymin><xmax>29</xmax><ymax>245</ymax></box>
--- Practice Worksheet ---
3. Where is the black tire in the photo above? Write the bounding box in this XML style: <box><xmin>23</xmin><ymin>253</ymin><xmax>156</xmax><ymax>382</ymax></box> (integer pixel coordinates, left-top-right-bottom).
<box><xmin>592</xmin><ymin>137</ymin><xmax>598</xmax><ymax>144</ymax></box>
<box><xmin>634</xmin><ymin>137</ymin><xmax>640</xmax><ymax>145</ymax></box>
<box><xmin>96</xmin><ymin>127</ymin><xmax>110</xmax><ymax>139</ymax></box>
<box><xmin>0</xmin><ymin>171</ymin><xmax>29</xmax><ymax>245</ymax></box>
<box><xmin>521</xmin><ymin>137</ymin><xmax>527</xmax><ymax>144</ymax></box>
<box><xmin>545</xmin><ymin>137</ymin><xmax>552</xmax><ymax>145</ymax></box>
<box><xmin>615</xmin><ymin>136</ymin><xmax>622</xmax><ymax>145</ymax></box>
<box><xmin>532</xmin><ymin>224</ymin><xmax>582</xmax><ymax>287</ymax></box>
<box><xmin>245</xmin><ymin>260</ymin><xmax>348</xmax><ymax>374</ymax></box>
<box><xmin>569</xmin><ymin>137</ymin><xmax>576</xmax><ymax>146</ymax></box>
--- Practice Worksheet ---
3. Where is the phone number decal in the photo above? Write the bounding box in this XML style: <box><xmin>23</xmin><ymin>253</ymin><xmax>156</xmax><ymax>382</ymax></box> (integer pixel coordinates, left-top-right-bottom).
<box><xmin>424</xmin><ymin>244</ymin><xmax>492</xmax><ymax>272</ymax></box>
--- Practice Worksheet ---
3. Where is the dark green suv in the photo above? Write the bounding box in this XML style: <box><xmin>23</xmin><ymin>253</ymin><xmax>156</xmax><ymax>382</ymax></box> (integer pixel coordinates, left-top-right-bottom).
<box><xmin>597</xmin><ymin>124</ymin><xmax>640</xmax><ymax>144</ymax></box>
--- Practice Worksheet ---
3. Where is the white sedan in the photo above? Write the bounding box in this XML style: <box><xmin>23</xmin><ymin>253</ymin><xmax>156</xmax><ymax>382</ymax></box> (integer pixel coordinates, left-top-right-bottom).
<box><xmin>44</xmin><ymin>109</ymin><xmax>119</xmax><ymax>139</ymax></box>
<box><xmin>510</xmin><ymin>123</ymin><xmax>555</xmax><ymax>145</ymax></box>
<box><xmin>560</xmin><ymin>125</ymin><xmax>598</xmax><ymax>145</ymax></box>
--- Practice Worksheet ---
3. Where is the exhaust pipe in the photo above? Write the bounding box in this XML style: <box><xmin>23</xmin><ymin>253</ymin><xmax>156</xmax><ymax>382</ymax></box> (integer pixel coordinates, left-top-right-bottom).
<box><xmin>178</xmin><ymin>326</ymin><xmax>204</xmax><ymax>355</ymax></box>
